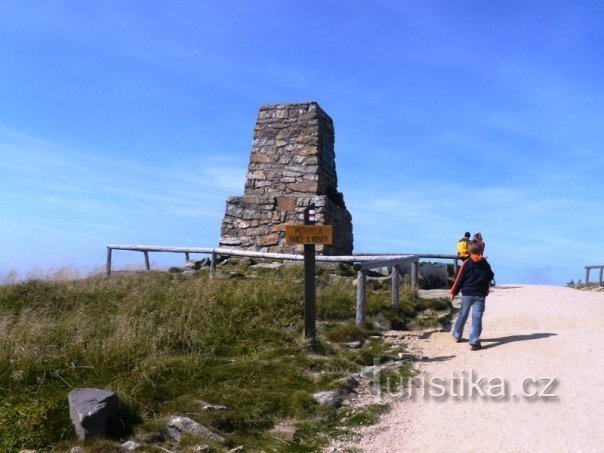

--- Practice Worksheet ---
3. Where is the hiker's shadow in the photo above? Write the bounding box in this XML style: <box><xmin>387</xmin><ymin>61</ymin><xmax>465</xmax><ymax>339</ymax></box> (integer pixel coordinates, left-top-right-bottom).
<box><xmin>480</xmin><ymin>333</ymin><xmax>557</xmax><ymax>350</ymax></box>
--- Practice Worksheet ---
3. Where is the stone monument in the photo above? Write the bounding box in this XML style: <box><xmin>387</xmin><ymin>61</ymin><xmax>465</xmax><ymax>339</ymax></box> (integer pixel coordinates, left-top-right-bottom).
<box><xmin>219</xmin><ymin>102</ymin><xmax>353</xmax><ymax>254</ymax></box>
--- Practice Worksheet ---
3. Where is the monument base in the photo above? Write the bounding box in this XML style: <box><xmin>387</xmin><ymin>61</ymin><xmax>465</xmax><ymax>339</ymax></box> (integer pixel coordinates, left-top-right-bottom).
<box><xmin>220</xmin><ymin>194</ymin><xmax>352</xmax><ymax>255</ymax></box>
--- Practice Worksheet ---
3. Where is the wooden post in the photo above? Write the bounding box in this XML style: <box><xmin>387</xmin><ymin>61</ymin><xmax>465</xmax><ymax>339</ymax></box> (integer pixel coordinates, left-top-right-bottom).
<box><xmin>411</xmin><ymin>261</ymin><xmax>419</xmax><ymax>288</ymax></box>
<box><xmin>391</xmin><ymin>264</ymin><xmax>399</xmax><ymax>309</ymax></box>
<box><xmin>144</xmin><ymin>251</ymin><xmax>150</xmax><ymax>271</ymax></box>
<box><xmin>356</xmin><ymin>269</ymin><xmax>367</xmax><ymax>325</ymax></box>
<box><xmin>585</xmin><ymin>268</ymin><xmax>590</xmax><ymax>287</ymax></box>
<box><xmin>106</xmin><ymin>247</ymin><xmax>112</xmax><ymax>276</ymax></box>
<box><xmin>185</xmin><ymin>252</ymin><xmax>190</xmax><ymax>262</ymax></box>
<box><xmin>453</xmin><ymin>258</ymin><xmax>459</xmax><ymax>275</ymax></box>
<box><xmin>210</xmin><ymin>251</ymin><xmax>217</xmax><ymax>277</ymax></box>
<box><xmin>600</xmin><ymin>267</ymin><xmax>603</xmax><ymax>287</ymax></box>
<box><xmin>303</xmin><ymin>203</ymin><xmax>316</xmax><ymax>342</ymax></box>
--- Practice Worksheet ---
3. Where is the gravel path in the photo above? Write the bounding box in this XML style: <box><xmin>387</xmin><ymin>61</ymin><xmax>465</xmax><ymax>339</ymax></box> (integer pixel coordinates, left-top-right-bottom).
<box><xmin>337</xmin><ymin>285</ymin><xmax>604</xmax><ymax>452</ymax></box>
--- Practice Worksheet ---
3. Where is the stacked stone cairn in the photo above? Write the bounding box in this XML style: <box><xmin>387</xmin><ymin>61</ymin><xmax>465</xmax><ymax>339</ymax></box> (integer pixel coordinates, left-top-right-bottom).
<box><xmin>219</xmin><ymin>102</ymin><xmax>353</xmax><ymax>255</ymax></box>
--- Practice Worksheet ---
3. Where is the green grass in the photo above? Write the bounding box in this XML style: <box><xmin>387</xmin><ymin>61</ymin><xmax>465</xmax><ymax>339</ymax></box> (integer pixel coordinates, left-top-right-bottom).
<box><xmin>0</xmin><ymin>266</ymin><xmax>447</xmax><ymax>451</ymax></box>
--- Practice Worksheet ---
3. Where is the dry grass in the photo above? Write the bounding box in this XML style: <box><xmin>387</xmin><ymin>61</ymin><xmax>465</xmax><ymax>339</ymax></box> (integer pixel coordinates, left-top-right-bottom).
<box><xmin>0</xmin><ymin>266</ymin><xmax>441</xmax><ymax>451</ymax></box>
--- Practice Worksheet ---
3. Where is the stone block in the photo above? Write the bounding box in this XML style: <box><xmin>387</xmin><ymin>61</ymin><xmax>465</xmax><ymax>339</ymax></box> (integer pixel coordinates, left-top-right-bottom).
<box><xmin>234</xmin><ymin>219</ymin><xmax>250</xmax><ymax>229</ymax></box>
<box><xmin>276</xmin><ymin>197</ymin><xmax>296</xmax><ymax>211</ymax></box>
<box><xmin>250</xmin><ymin>153</ymin><xmax>273</xmax><ymax>164</ymax></box>
<box><xmin>248</xmin><ymin>170</ymin><xmax>266</xmax><ymax>180</ymax></box>
<box><xmin>68</xmin><ymin>388</ymin><xmax>119</xmax><ymax>440</ymax></box>
<box><xmin>220</xmin><ymin>237</ymin><xmax>242</xmax><ymax>246</ymax></box>
<box><xmin>258</xmin><ymin>233</ymin><xmax>280</xmax><ymax>246</ymax></box>
<box><xmin>299</xmin><ymin>146</ymin><xmax>318</xmax><ymax>156</ymax></box>
<box><xmin>288</xmin><ymin>182</ymin><xmax>318</xmax><ymax>193</ymax></box>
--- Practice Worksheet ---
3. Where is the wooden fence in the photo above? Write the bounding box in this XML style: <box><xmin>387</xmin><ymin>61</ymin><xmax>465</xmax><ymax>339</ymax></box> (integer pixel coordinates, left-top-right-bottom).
<box><xmin>585</xmin><ymin>265</ymin><xmax>604</xmax><ymax>287</ymax></box>
<box><xmin>106</xmin><ymin>244</ymin><xmax>458</xmax><ymax>325</ymax></box>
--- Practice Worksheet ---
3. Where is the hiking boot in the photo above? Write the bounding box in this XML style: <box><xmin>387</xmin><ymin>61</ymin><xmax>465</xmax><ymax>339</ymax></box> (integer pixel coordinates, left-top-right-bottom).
<box><xmin>470</xmin><ymin>342</ymin><xmax>482</xmax><ymax>351</ymax></box>
<box><xmin>453</xmin><ymin>335</ymin><xmax>462</xmax><ymax>343</ymax></box>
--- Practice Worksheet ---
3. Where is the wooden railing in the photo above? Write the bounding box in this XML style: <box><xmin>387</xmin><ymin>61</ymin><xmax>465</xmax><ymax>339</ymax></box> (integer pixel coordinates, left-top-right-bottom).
<box><xmin>106</xmin><ymin>244</ymin><xmax>458</xmax><ymax>325</ymax></box>
<box><xmin>585</xmin><ymin>265</ymin><xmax>604</xmax><ymax>287</ymax></box>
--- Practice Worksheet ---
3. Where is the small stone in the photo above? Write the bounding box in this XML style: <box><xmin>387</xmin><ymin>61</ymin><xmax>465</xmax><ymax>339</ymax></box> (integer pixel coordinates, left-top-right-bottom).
<box><xmin>329</xmin><ymin>274</ymin><xmax>351</xmax><ymax>284</ymax></box>
<box><xmin>185</xmin><ymin>259</ymin><xmax>210</xmax><ymax>270</ymax></box>
<box><xmin>191</xmin><ymin>446</ymin><xmax>212</xmax><ymax>452</ymax></box>
<box><xmin>269</xmin><ymin>420</ymin><xmax>297</xmax><ymax>440</ymax></box>
<box><xmin>167</xmin><ymin>415</ymin><xmax>226</xmax><ymax>444</ymax></box>
<box><xmin>312</xmin><ymin>391</ymin><xmax>342</xmax><ymax>408</ymax></box>
<box><xmin>346</xmin><ymin>341</ymin><xmax>363</xmax><ymax>349</ymax></box>
<box><xmin>202</xmin><ymin>403</ymin><xmax>228</xmax><ymax>411</ymax></box>
<box><xmin>119</xmin><ymin>440</ymin><xmax>140</xmax><ymax>451</ymax></box>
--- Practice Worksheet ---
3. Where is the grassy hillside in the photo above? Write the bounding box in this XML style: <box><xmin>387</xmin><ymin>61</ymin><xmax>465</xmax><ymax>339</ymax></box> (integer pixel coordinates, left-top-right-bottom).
<box><xmin>0</xmin><ymin>264</ymin><xmax>449</xmax><ymax>451</ymax></box>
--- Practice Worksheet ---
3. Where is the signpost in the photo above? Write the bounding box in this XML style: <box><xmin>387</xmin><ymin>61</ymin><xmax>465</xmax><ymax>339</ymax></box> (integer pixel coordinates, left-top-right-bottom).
<box><xmin>284</xmin><ymin>225</ymin><xmax>333</xmax><ymax>245</ymax></box>
<box><xmin>285</xmin><ymin>203</ymin><xmax>333</xmax><ymax>343</ymax></box>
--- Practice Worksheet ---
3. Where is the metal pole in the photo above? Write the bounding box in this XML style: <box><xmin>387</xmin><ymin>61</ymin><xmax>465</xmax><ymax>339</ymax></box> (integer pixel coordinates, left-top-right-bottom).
<box><xmin>304</xmin><ymin>203</ymin><xmax>316</xmax><ymax>342</ymax></box>
<box><xmin>391</xmin><ymin>265</ymin><xmax>399</xmax><ymax>309</ymax></box>
<box><xmin>106</xmin><ymin>247</ymin><xmax>112</xmax><ymax>276</ymax></box>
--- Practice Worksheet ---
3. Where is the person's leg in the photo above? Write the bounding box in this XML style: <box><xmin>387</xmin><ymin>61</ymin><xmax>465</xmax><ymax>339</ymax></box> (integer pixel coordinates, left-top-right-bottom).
<box><xmin>453</xmin><ymin>295</ymin><xmax>472</xmax><ymax>341</ymax></box>
<box><xmin>469</xmin><ymin>296</ymin><xmax>486</xmax><ymax>346</ymax></box>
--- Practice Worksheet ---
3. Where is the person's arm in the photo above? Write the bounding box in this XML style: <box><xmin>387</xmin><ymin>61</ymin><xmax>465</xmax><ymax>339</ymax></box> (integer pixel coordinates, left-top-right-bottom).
<box><xmin>450</xmin><ymin>260</ymin><xmax>468</xmax><ymax>300</ymax></box>
<box><xmin>486</xmin><ymin>261</ymin><xmax>494</xmax><ymax>282</ymax></box>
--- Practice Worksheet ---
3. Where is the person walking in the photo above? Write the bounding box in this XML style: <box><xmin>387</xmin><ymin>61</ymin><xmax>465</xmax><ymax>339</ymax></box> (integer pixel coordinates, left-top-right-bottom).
<box><xmin>456</xmin><ymin>232</ymin><xmax>471</xmax><ymax>261</ymax></box>
<box><xmin>450</xmin><ymin>240</ymin><xmax>495</xmax><ymax>350</ymax></box>
<box><xmin>473</xmin><ymin>232</ymin><xmax>486</xmax><ymax>255</ymax></box>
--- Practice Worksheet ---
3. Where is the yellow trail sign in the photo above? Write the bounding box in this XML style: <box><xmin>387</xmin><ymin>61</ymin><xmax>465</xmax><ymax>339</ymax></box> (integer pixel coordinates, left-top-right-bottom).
<box><xmin>285</xmin><ymin>225</ymin><xmax>333</xmax><ymax>245</ymax></box>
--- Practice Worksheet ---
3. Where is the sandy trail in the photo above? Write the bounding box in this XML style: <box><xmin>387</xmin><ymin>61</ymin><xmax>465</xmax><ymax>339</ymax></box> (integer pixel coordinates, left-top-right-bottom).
<box><xmin>350</xmin><ymin>285</ymin><xmax>604</xmax><ymax>452</ymax></box>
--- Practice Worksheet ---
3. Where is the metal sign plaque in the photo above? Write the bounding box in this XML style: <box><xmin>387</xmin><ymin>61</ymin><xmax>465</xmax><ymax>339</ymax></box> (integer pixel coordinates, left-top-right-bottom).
<box><xmin>286</xmin><ymin>225</ymin><xmax>333</xmax><ymax>245</ymax></box>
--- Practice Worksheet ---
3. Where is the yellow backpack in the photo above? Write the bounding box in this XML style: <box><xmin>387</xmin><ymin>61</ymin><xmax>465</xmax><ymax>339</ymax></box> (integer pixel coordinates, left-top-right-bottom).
<box><xmin>457</xmin><ymin>238</ymin><xmax>470</xmax><ymax>257</ymax></box>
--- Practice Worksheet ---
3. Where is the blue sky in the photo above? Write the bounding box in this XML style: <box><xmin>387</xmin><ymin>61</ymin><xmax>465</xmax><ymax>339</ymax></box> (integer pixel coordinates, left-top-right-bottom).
<box><xmin>1</xmin><ymin>1</ymin><xmax>603</xmax><ymax>285</ymax></box>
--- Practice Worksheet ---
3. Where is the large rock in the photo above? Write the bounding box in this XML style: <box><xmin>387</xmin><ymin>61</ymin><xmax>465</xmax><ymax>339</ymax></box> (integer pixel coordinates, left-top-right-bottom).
<box><xmin>419</xmin><ymin>262</ymin><xmax>449</xmax><ymax>289</ymax></box>
<box><xmin>68</xmin><ymin>388</ymin><xmax>119</xmax><ymax>440</ymax></box>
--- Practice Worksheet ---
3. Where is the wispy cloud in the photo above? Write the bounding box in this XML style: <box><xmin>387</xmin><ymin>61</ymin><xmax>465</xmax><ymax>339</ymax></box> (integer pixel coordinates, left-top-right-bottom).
<box><xmin>0</xmin><ymin>127</ymin><xmax>243</xmax><ymax>246</ymax></box>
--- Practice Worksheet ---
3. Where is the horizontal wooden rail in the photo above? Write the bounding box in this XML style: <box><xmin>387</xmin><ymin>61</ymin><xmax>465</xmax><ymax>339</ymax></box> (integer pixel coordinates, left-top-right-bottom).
<box><xmin>106</xmin><ymin>244</ymin><xmax>433</xmax><ymax>276</ymax></box>
<box><xmin>106</xmin><ymin>244</ymin><xmax>459</xmax><ymax>326</ymax></box>
<box><xmin>354</xmin><ymin>255</ymin><xmax>418</xmax><ymax>271</ymax></box>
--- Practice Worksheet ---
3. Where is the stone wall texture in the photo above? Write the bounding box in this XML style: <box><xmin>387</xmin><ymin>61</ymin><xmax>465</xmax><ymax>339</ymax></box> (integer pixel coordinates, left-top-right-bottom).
<box><xmin>219</xmin><ymin>102</ymin><xmax>353</xmax><ymax>255</ymax></box>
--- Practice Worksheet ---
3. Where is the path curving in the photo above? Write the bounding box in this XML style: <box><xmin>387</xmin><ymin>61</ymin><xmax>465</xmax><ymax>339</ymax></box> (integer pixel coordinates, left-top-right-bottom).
<box><xmin>349</xmin><ymin>285</ymin><xmax>604</xmax><ymax>452</ymax></box>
